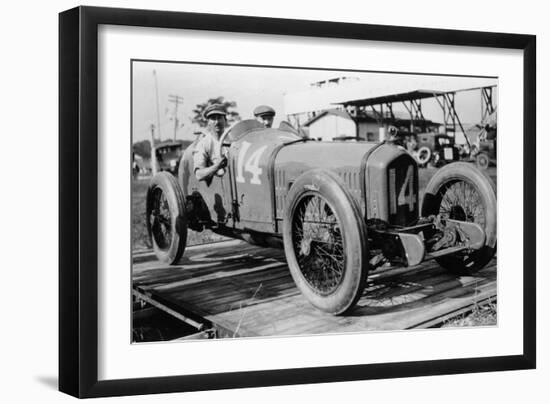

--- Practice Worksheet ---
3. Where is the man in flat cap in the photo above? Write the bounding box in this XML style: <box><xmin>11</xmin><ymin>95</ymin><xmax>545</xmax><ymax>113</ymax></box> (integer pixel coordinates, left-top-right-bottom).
<box><xmin>193</xmin><ymin>103</ymin><xmax>228</xmax><ymax>182</ymax></box>
<box><xmin>253</xmin><ymin>105</ymin><xmax>276</xmax><ymax>128</ymax></box>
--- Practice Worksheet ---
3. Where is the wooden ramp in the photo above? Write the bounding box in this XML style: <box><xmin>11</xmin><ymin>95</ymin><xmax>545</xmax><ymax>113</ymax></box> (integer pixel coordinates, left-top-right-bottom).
<box><xmin>133</xmin><ymin>240</ymin><xmax>497</xmax><ymax>338</ymax></box>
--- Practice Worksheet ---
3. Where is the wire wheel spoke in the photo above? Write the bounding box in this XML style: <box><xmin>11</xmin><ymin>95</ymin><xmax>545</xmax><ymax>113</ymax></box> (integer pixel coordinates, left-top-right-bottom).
<box><xmin>292</xmin><ymin>194</ymin><xmax>345</xmax><ymax>295</ymax></box>
<box><xmin>439</xmin><ymin>181</ymin><xmax>486</xmax><ymax>228</ymax></box>
<box><xmin>438</xmin><ymin>180</ymin><xmax>486</xmax><ymax>262</ymax></box>
<box><xmin>150</xmin><ymin>188</ymin><xmax>172</xmax><ymax>249</ymax></box>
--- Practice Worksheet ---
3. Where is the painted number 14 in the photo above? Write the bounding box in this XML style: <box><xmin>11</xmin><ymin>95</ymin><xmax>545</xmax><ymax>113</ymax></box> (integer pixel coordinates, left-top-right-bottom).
<box><xmin>398</xmin><ymin>165</ymin><xmax>416</xmax><ymax>211</ymax></box>
<box><xmin>390</xmin><ymin>165</ymin><xmax>416</xmax><ymax>214</ymax></box>
<box><xmin>236</xmin><ymin>141</ymin><xmax>268</xmax><ymax>185</ymax></box>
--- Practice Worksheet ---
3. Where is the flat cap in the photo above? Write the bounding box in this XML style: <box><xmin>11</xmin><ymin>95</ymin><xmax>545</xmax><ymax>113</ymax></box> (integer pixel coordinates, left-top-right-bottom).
<box><xmin>253</xmin><ymin>105</ymin><xmax>275</xmax><ymax>117</ymax></box>
<box><xmin>203</xmin><ymin>103</ymin><xmax>227</xmax><ymax>119</ymax></box>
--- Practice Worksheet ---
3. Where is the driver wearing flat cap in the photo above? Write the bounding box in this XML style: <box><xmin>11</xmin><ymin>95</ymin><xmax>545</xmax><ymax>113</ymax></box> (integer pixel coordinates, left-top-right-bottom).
<box><xmin>193</xmin><ymin>103</ymin><xmax>228</xmax><ymax>182</ymax></box>
<box><xmin>253</xmin><ymin>105</ymin><xmax>276</xmax><ymax>128</ymax></box>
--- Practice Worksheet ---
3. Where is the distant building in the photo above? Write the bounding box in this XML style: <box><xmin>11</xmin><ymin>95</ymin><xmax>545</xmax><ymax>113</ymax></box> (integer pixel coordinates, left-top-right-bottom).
<box><xmin>303</xmin><ymin>109</ymin><xmax>380</xmax><ymax>141</ymax></box>
<box><xmin>303</xmin><ymin>107</ymin><xmax>442</xmax><ymax>142</ymax></box>
<box><xmin>283</xmin><ymin>75</ymin><xmax>497</xmax><ymax>142</ymax></box>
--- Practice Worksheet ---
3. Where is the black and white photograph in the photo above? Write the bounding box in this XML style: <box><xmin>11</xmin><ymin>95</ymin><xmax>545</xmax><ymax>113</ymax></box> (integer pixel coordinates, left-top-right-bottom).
<box><xmin>131</xmin><ymin>60</ymin><xmax>498</xmax><ymax>342</ymax></box>
<box><xmin>49</xmin><ymin>2</ymin><xmax>540</xmax><ymax>401</ymax></box>
<box><xmin>1</xmin><ymin>0</ymin><xmax>545</xmax><ymax>401</ymax></box>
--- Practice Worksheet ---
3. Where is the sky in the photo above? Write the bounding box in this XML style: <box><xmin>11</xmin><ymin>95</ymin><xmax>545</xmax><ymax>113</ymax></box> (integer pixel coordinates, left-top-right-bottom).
<box><xmin>132</xmin><ymin>61</ymin><xmax>497</xmax><ymax>143</ymax></box>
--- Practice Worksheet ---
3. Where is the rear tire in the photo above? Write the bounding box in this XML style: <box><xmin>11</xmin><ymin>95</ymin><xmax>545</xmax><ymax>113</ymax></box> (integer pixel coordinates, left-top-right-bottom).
<box><xmin>146</xmin><ymin>172</ymin><xmax>188</xmax><ymax>264</ymax></box>
<box><xmin>283</xmin><ymin>169</ymin><xmax>368</xmax><ymax>315</ymax></box>
<box><xmin>421</xmin><ymin>162</ymin><xmax>496</xmax><ymax>275</ymax></box>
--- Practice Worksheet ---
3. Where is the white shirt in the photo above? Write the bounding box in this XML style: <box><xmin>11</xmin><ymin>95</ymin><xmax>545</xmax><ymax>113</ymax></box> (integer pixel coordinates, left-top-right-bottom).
<box><xmin>192</xmin><ymin>132</ymin><xmax>222</xmax><ymax>172</ymax></box>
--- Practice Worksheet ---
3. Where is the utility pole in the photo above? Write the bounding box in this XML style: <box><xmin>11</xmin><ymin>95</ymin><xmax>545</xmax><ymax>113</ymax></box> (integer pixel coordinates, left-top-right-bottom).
<box><xmin>150</xmin><ymin>124</ymin><xmax>158</xmax><ymax>175</ymax></box>
<box><xmin>153</xmin><ymin>70</ymin><xmax>162</xmax><ymax>142</ymax></box>
<box><xmin>168</xmin><ymin>94</ymin><xmax>184</xmax><ymax>141</ymax></box>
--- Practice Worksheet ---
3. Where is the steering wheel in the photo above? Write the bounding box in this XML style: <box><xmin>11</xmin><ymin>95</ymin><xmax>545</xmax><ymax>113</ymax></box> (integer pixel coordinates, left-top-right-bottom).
<box><xmin>213</xmin><ymin>125</ymin><xmax>236</xmax><ymax>177</ymax></box>
<box><xmin>216</xmin><ymin>119</ymin><xmax>266</xmax><ymax>161</ymax></box>
<box><xmin>216</xmin><ymin>125</ymin><xmax>233</xmax><ymax>159</ymax></box>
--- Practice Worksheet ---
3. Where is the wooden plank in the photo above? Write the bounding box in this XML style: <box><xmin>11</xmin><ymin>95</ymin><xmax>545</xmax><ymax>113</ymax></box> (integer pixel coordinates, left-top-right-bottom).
<box><xmin>208</xmin><ymin>263</ymin><xmax>496</xmax><ymax>336</ymax></box>
<box><xmin>134</xmin><ymin>245</ymin><xmax>294</xmax><ymax>318</ymax></box>
<box><xmin>132</xmin><ymin>288</ymin><xmax>205</xmax><ymax>330</ymax></box>
<box><xmin>133</xmin><ymin>240</ymin><xmax>497</xmax><ymax>338</ymax></box>
<box><xmin>173</xmin><ymin>329</ymin><xmax>216</xmax><ymax>340</ymax></box>
<box><xmin>356</xmin><ymin>269</ymin><xmax>495</xmax><ymax>316</ymax></box>
<box><xmin>195</xmin><ymin>272</ymin><xmax>296</xmax><ymax>307</ymax></box>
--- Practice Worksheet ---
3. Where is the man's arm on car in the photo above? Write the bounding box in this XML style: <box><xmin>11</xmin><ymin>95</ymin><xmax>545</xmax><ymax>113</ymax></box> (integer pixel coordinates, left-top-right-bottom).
<box><xmin>195</xmin><ymin>157</ymin><xmax>226</xmax><ymax>182</ymax></box>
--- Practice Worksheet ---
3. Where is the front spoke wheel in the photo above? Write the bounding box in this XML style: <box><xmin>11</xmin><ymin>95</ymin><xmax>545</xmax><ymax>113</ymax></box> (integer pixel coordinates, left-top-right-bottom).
<box><xmin>292</xmin><ymin>194</ymin><xmax>345</xmax><ymax>295</ymax></box>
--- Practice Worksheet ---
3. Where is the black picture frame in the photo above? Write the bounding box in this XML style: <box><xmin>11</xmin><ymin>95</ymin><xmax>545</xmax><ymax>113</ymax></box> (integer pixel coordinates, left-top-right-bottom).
<box><xmin>59</xmin><ymin>6</ymin><xmax>536</xmax><ymax>398</ymax></box>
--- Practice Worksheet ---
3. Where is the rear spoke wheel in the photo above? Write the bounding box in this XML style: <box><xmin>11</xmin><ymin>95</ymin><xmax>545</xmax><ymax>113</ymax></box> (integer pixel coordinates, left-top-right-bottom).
<box><xmin>149</xmin><ymin>188</ymin><xmax>173</xmax><ymax>250</ymax></box>
<box><xmin>145</xmin><ymin>172</ymin><xmax>188</xmax><ymax>264</ymax></box>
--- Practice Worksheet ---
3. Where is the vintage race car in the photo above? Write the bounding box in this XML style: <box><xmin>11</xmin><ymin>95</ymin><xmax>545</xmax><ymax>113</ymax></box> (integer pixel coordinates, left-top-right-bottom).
<box><xmin>146</xmin><ymin>120</ymin><xmax>497</xmax><ymax>315</ymax></box>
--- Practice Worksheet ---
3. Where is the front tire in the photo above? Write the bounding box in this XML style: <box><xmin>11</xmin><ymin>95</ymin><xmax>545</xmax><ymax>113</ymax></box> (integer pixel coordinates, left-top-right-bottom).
<box><xmin>283</xmin><ymin>169</ymin><xmax>368</xmax><ymax>315</ymax></box>
<box><xmin>146</xmin><ymin>172</ymin><xmax>188</xmax><ymax>264</ymax></box>
<box><xmin>421</xmin><ymin>162</ymin><xmax>497</xmax><ymax>274</ymax></box>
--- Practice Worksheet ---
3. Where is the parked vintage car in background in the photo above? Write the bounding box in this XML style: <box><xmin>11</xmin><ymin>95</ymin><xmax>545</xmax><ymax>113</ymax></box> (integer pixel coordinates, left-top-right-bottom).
<box><xmin>415</xmin><ymin>132</ymin><xmax>461</xmax><ymax>167</ymax></box>
<box><xmin>471</xmin><ymin>115</ymin><xmax>497</xmax><ymax>169</ymax></box>
<box><xmin>154</xmin><ymin>140</ymin><xmax>186</xmax><ymax>175</ymax></box>
<box><xmin>146</xmin><ymin>120</ymin><xmax>497</xmax><ymax>315</ymax></box>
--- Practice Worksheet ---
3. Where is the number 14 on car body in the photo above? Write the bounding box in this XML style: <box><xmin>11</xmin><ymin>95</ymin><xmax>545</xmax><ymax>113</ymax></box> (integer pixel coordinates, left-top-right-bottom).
<box><xmin>236</xmin><ymin>141</ymin><xmax>268</xmax><ymax>185</ymax></box>
<box><xmin>389</xmin><ymin>165</ymin><xmax>416</xmax><ymax>214</ymax></box>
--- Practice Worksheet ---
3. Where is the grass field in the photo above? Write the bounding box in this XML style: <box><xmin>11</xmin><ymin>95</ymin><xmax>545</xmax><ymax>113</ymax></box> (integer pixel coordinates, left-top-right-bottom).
<box><xmin>443</xmin><ymin>301</ymin><xmax>497</xmax><ymax>327</ymax></box>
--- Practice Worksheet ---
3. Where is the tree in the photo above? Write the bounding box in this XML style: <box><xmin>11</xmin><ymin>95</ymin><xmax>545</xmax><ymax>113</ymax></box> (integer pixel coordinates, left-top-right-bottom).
<box><xmin>132</xmin><ymin>139</ymin><xmax>152</xmax><ymax>159</ymax></box>
<box><xmin>192</xmin><ymin>96</ymin><xmax>241</xmax><ymax>127</ymax></box>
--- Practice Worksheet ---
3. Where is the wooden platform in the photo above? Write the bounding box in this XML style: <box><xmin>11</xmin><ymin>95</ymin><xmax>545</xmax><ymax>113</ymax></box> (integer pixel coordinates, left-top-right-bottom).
<box><xmin>132</xmin><ymin>240</ymin><xmax>497</xmax><ymax>338</ymax></box>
